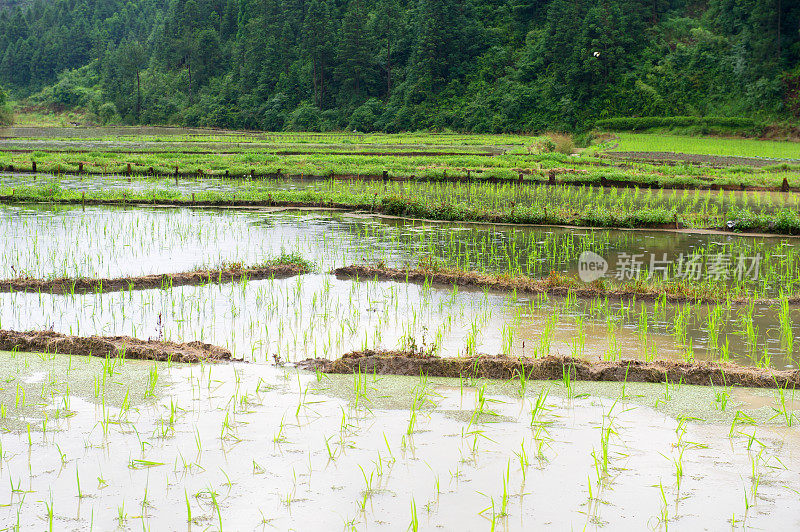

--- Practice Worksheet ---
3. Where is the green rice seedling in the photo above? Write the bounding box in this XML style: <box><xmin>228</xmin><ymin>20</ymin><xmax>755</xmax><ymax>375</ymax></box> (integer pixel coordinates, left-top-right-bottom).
<box><xmin>500</xmin><ymin>324</ymin><xmax>514</xmax><ymax>356</ymax></box>
<box><xmin>595</xmin><ymin>424</ymin><xmax>616</xmax><ymax>479</ymax></box>
<box><xmin>144</xmin><ymin>364</ymin><xmax>158</xmax><ymax>398</ymax></box>
<box><xmin>184</xmin><ymin>488</ymin><xmax>192</xmax><ymax>523</ymax></box>
<box><xmin>514</xmin><ymin>366</ymin><xmax>528</xmax><ymax>397</ymax></box>
<box><xmin>529</xmin><ymin>387</ymin><xmax>550</xmax><ymax>425</ymax></box>
<box><xmin>779</xmin><ymin>295</ymin><xmax>794</xmax><ymax>357</ymax></box>
<box><xmin>749</xmin><ymin>448</ymin><xmax>765</xmax><ymax>504</ymax></box>
<box><xmin>713</xmin><ymin>384</ymin><xmax>731</xmax><ymax>412</ymax></box>
<box><xmin>55</xmin><ymin>444</ymin><xmax>67</xmax><ymax>464</ymax></box>
<box><xmin>720</xmin><ymin>336</ymin><xmax>731</xmax><ymax>362</ymax></box>
<box><xmin>209</xmin><ymin>486</ymin><xmax>223</xmax><ymax>531</ymax></box>
<box><xmin>272</xmin><ymin>416</ymin><xmax>287</xmax><ymax>443</ymax></box>
<box><xmin>562</xmin><ymin>365</ymin><xmax>574</xmax><ymax>399</ymax></box>
<box><xmin>117</xmin><ymin>500</ymin><xmax>126</xmax><ymax>526</ymax></box>
<box><xmin>513</xmin><ymin>440</ymin><xmax>530</xmax><ymax>482</ymax></box>
<box><xmin>128</xmin><ymin>459</ymin><xmax>165</xmax><ymax>469</ymax></box>
<box><xmin>44</xmin><ymin>492</ymin><xmax>54</xmax><ymax>532</ymax></box>
<box><xmin>770</xmin><ymin>385</ymin><xmax>796</xmax><ymax>427</ymax></box>
<box><xmin>409</xmin><ymin>498</ymin><xmax>419</xmax><ymax>532</ymax></box>
<box><xmin>499</xmin><ymin>461</ymin><xmax>510</xmax><ymax>517</ymax></box>
<box><xmin>76</xmin><ymin>465</ymin><xmax>85</xmax><ymax>498</ymax></box>
<box><xmin>657</xmin><ymin>480</ymin><xmax>669</xmax><ymax>530</ymax></box>
<box><xmin>324</xmin><ymin>435</ymin><xmax>338</xmax><ymax>461</ymax></box>
<box><xmin>673</xmin><ymin>445</ymin><xmax>686</xmax><ymax>493</ymax></box>
<box><xmin>407</xmin><ymin>396</ymin><xmax>419</xmax><ymax>436</ymax></box>
<box><xmin>730</xmin><ymin>411</ymin><xmax>757</xmax><ymax>438</ymax></box>
<box><xmin>560</xmin><ymin>365</ymin><xmax>587</xmax><ymax>400</ymax></box>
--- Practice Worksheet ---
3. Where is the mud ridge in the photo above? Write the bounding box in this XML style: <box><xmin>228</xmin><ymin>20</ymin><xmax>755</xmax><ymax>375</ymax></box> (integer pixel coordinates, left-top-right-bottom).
<box><xmin>298</xmin><ymin>351</ymin><xmax>799</xmax><ymax>389</ymax></box>
<box><xmin>0</xmin><ymin>329</ymin><xmax>233</xmax><ymax>363</ymax></box>
<box><xmin>0</xmin><ymin>149</ymin><xmax>498</xmax><ymax>157</ymax></box>
<box><xmin>0</xmin><ymin>196</ymin><xmax>693</xmax><ymax>233</ymax></box>
<box><xmin>602</xmin><ymin>150</ymin><xmax>800</xmax><ymax>169</ymax></box>
<box><xmin>333</xmin><ymin>264</ymin><xmax>798</xmax><ymax>305</ymax></box>
<box><xmin>3</xmin><ymin>165</ymin><xmax>799</xmax><ymax>192</ymax></box>
<box><xmin>0</xmin><ymin>263</ymin><xmax>308</xmax><ymax>294</ymax></box>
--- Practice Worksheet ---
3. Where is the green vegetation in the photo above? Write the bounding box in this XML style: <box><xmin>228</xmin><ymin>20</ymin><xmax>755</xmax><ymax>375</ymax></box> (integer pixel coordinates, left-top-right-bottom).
<box><xmin>596</xmin><ymin>117</ymin><xmax>761</xmax><ymax>133</ymax></box>
<box><xmin>7</xmin><ymin>177</ymin><xmax>800</xmax><ymax>235</ymax></box>
<box><xmin>0</xmin><ymin>84</ymin><xmax>12</xmax><ymax>125</ymax></box>
<box><xmin>1</xmin><ymin>131</ymin><xmax>799</xmax><ymax>190</ymax></box>
<box><xmin>608</xmin><ymin>133</ymin><xmax>800</xmax><ymax>159</ymax></box>
<box><xmin>0</xmin><ymin>1</ymin><xmax>797</xmax><ymax>131</ymax></box>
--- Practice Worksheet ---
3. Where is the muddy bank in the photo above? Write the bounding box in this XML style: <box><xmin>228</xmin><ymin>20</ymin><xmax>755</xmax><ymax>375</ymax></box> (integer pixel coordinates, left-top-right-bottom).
<box><xmin>0</xmin><ymin>263</ymin><xmax>308</xmax><ymax>294</ymax></box>
<box><xmin>0</xmin><ymin>329</ymin><xmax>232</xmax><ymax>362</ymax></box>
<box><xmin>3</xmin><ymin>164</ymin><xmax>799</xmax><ymax>192</ymax></box>
<box><xmin>603</xmin><ymin>150</ymin><xmax>800</xmax><ymax>169</ymax></box>
<box><xmin>333</xmin><ymin>264</ymin><xmax>793</xmax><ymax>305</ymax></box>
<box><xmin>0</xmin><ymin>196</ymin><xmax>695</xmax><ymax>233</ymax></box>
<box><xmin>299</xmin><ymin>350</ymin><xmax>799</xmax><ymax>389</ymax></box>
<box><xmin>0</xmin><ymin>148</ymin><xmax>499</xmax><ymax>157</ymax></box>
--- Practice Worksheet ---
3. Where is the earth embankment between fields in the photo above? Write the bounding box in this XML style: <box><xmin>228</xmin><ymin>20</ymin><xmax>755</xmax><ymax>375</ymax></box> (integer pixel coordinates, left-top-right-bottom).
<box><xmin>0</xmin><ymin>263</ymin><xmax>307</xmax><ymax>294</ymax></box>
<box><xmin>0</xmin><ymin>330</ymin><xmax>233</xmax><ymax>362</ymax></box>
<box><xmin>333</xmin><ymin>264</ymin><xmax>799</xmax><ymax>305</ymax></box>
<box><xmin>299</xmin><ymin>351</ymin><xmax>800</xmax><ymax>389</ymax></box>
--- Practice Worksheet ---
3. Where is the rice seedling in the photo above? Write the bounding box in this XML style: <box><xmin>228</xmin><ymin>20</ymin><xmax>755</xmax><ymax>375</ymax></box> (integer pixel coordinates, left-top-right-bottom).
<box><xmin>529</xmin><ymin>387</ymin><xmax>551</xmax><ymax>426</ymax></box>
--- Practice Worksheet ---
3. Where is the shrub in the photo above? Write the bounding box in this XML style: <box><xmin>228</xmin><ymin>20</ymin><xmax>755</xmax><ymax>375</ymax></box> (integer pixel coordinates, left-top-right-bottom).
<box><xmin>783</xmin><ymin>68</ymin><xmax>800</xmax><ymax>118</ymax></box>
<box><xmin>573</xmin><ymin>132</ymin><xmax>595</xmax><ymax>148</ymax></box>
<box><xmin>348</xmin><ymin>98</ymin><xmax>384</xmax><ymax>132</ymax></box>
<box><xmin>547</xmin><ymin>133</ymin><xmax>575</xmax><ymax>155</ymax></box>
<box><xmin>0</xmin><ymin>85</ymin><xmax>12</xmax><ymax>126</ymax></box>
<box><xmin>97</xmin><ymin>102</ymin><xmax>119</xmax><ymax>124</ymax></box>
<box><xmin>595</xmin><ymin>116</ymin><xmax>761</xmax><ymax>133</ymax></box>
<box><xmin>285</xmin><ymin>103</ymin><xmax>323</xmax><ymax>132</ymax></box>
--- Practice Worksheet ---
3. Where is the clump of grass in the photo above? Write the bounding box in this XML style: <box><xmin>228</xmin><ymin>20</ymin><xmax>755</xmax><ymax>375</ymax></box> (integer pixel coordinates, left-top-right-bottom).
<box><xmin>546</xmin><ymin>133</ymin><xmax>575</xmax><ymax>155</ymax></box>
<box><xmin>193</xmin><ymin>253</ymin><xmax>314</xmax><ymax>273</ymax></box>
<box><xmin>261</xmin><ymin>252</ymin><xmax>314</xmax><ymax>272</ymax></box>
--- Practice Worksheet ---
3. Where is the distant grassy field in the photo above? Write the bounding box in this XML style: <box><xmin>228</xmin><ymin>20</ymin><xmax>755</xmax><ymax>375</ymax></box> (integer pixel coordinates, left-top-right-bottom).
<box><xmin>1</xmin><ymin>126</ymin><xmax>799</xmax><ymax>190</ymax></box>
<box><xmin>8</xmin><ymin>105</ymin><xmax>95</xmax><ymax>127</ymax></box>
<box><xmin>608</xmin><ymin>133</ymin><xmax>800</xmax><ymax>159</ymax></box>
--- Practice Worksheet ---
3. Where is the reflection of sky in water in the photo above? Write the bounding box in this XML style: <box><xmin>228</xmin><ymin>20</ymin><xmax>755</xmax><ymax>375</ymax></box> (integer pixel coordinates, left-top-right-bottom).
<box><xmin>1</xmin><ymin>353</ymin><xmax>798</xmax><ymax>530</ymax></box>
<box><xmin>0</xmin><ymin>204</ymin><xmax>796</xmax><ymax>368</ymax></box>
<box><xmin>0</xmin><ymin>272</ymin><xmax>796</xmax><ymax>369</ymax></box>
<box><xmin>1</xmin><ymin>202</ymin><xmax>798</xmax><ymax>294</ymax></box>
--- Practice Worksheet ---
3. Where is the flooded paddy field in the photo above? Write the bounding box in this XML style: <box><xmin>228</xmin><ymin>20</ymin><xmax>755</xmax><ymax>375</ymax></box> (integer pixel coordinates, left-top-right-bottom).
<box><xmin>2</xmin><ymin>267</ymin><xmax>800</xmax><ymax>369</ymax></box>
<box><xmin>4</xmin><ymin>172</ymin><xmax>800</xmax><ymax>214</ymax></box>
<box><xmin>1</xmin><ymin>191</ymin><xmax>800</xmax><ymax>528</ymax></box>
<box><xmin>4</xmin><ymin>202</ymin><xmax>800</xmax><ymax>282</ymax></box>
<box><xmin>0</xmin><ymin>204</ymin><xmax>799</xmax><ymax>367</ymax></box>
<box><xmin>0</xmin><ymin>351</ymin><xmax>799</xmax><ymax>531</ymax></box>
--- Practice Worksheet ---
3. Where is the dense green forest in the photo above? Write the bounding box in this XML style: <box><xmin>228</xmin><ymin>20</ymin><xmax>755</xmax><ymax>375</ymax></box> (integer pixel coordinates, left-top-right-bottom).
<box><xmin>0</xmin><ymin>0</ymin><xmax>798</xmax><ymax>131</ymax></box>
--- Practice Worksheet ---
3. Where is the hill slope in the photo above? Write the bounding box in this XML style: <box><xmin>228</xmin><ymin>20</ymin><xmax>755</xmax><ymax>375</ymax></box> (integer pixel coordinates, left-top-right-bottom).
<box><xmin>0</xmin><ymin>0</ymin><xmax>798</xmax><ymax>131</ymax></box>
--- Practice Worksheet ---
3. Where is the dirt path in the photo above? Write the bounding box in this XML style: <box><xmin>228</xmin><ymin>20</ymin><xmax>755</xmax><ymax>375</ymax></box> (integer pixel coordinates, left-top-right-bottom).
<box><xmin>299</xmin><ymin>350</ymin><xmax>799</xmax><ymax>389</ymax></box>
<box><xmin>0</xmin><ymin>263</ymin><xmax>308</xmax><ymax>294</ymax></box>
<box><xmin>0</xmin><ymin>329</ymin><xmax>232</xmax><ymax>362</ymax></box>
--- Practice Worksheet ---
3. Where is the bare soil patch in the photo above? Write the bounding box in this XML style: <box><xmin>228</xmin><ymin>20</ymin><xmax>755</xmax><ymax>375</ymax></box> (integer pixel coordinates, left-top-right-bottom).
<box><xmin>299</xmin><ymin>350</ymin><xmax>799</xmax><ymax>389</ymax></box>
<box><xmin>0</xmin><ymin>329</ymin><xmax>232</xmax><ymax>362</ymax></box>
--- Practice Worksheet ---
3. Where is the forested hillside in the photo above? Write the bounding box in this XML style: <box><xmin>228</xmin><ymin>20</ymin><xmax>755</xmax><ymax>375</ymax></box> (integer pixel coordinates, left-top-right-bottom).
<box><xmin>0</xmin><ymin>0</ymin><xmax>798</xmax><ymax>131</ymax></box>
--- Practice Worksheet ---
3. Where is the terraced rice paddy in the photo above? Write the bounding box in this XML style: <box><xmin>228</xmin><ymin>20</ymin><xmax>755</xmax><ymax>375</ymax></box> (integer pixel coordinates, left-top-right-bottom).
<box><xmin>0</xmin><ymin>128</ymin><xmax>799</xmax><ymax>530</ymax></box>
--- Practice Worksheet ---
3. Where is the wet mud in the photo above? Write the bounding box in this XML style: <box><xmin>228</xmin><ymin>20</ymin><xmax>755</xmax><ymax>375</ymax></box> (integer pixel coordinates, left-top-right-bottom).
<box><xmin>603</xmin><ymin>150</ymin><xmax>800</xmax><ymax>168</ymax></box>
<box><xmin>333</xmin><ymin>264</ymin><xmax>796</xmax><ymax>305</ymax></box>
<box><xmin>0</xmin><ymin>329</ymin><xmax>232</xmax><ymax>362</ymax></box>
<box><xmin>0</xmin><ymin>263</ymin><xmax>307</xmax><ymax>294</ymax></box>
<box><xmin>299</xmin><ymin>350</ymin><xmax>800</xmax><ymax>389</ymax></box>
